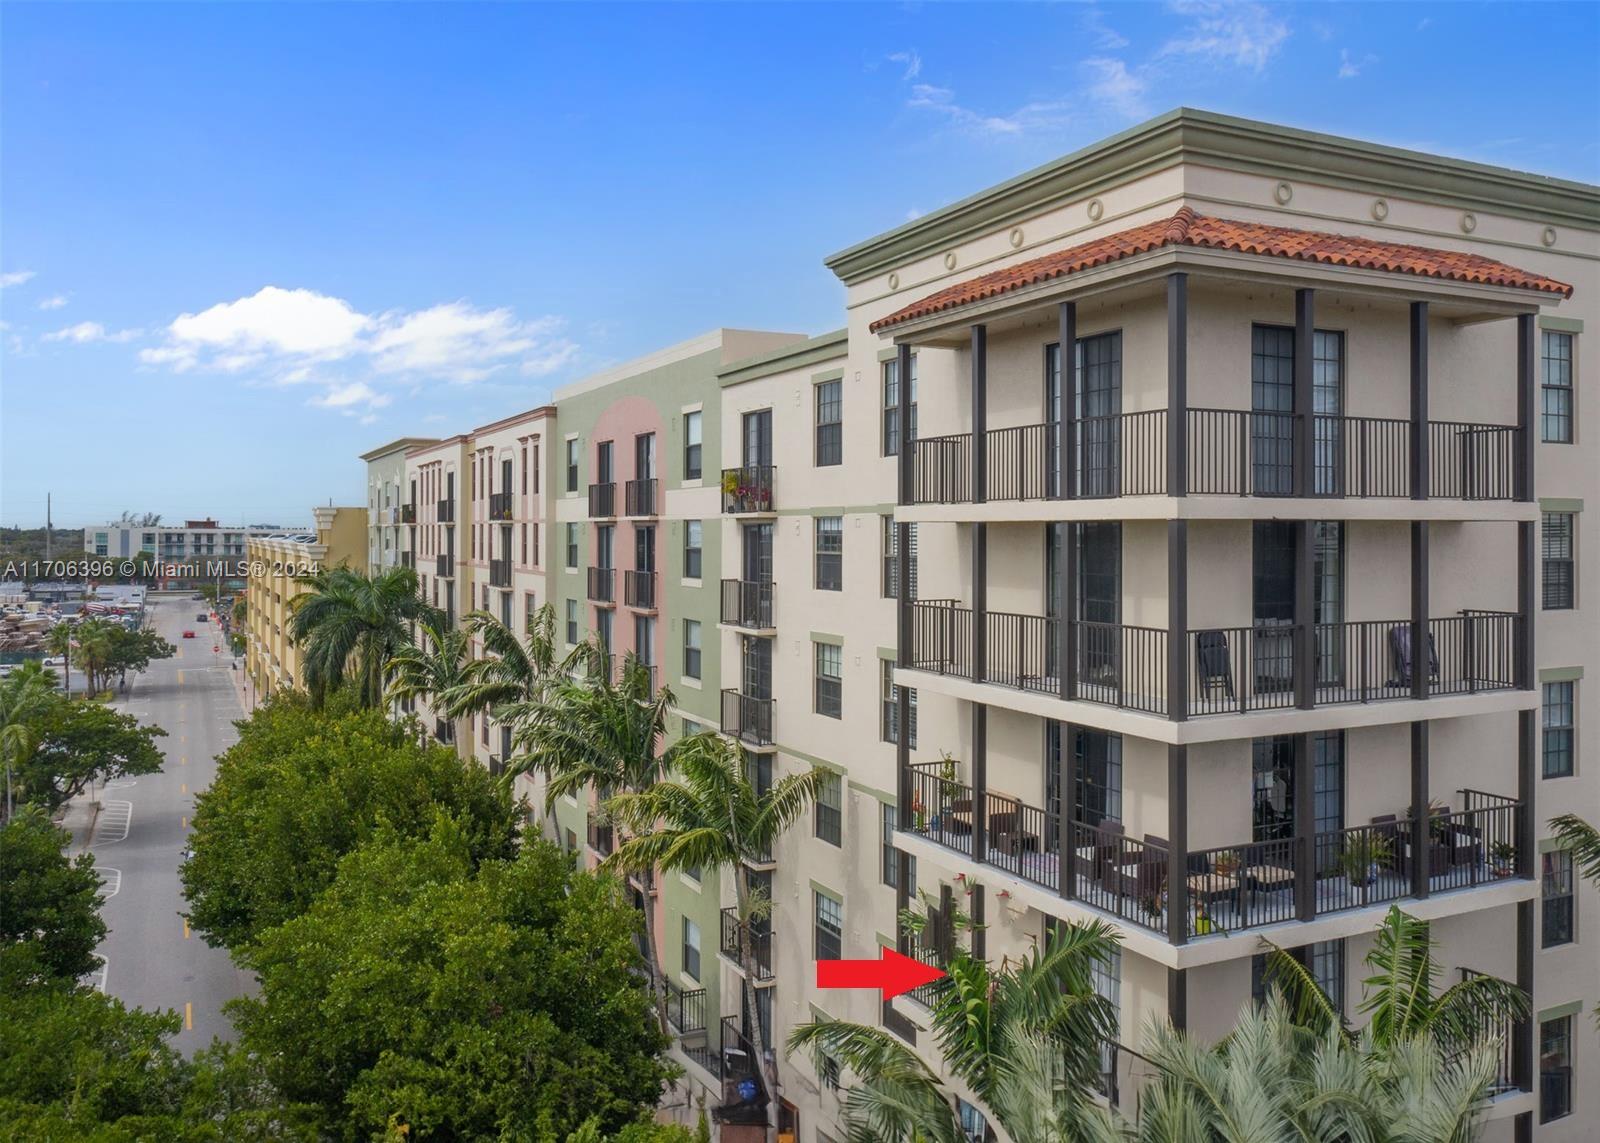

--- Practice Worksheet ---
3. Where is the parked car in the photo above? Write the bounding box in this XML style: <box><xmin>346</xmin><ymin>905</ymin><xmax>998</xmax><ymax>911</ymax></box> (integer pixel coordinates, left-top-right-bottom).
<box><xmin>182</xmin><ymin>630</ymin><xmax>196</xmax><ymax>639</ymax></box>
<box><xmin>195</xmin><ymin>613</ymin><xmax>208</xmax><ymax>622</ymax></box>
<box><xmin>41</xmin><ymin>656</ymin><xmax>65</xmax><ymax>667</ymax></box>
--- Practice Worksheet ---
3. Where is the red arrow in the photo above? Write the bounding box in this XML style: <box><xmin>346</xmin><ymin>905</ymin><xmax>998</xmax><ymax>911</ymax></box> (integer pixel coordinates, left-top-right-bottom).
<box><xmin>817</xmin><ymin>947</ymin><xmax>946</xmax><ymax>1000</ymax></box>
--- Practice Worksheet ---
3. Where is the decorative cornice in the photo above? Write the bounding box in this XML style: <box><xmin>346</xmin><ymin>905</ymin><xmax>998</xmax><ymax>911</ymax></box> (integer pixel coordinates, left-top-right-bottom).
<box><xmin>717</xmin><ymin>328</ymin><xmax>848</xmax><ymax>387</ymax></box>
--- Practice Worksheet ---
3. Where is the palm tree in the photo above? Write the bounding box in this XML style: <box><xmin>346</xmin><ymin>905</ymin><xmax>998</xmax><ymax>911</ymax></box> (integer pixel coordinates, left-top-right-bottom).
<box><xmin>789</xmin><ymin>923</ymin><xmax>1122</xmax><ymax>1143</ymax></box>
<box><xmin>44</xmin><ymin>624</ymin><xmax>73</xmax><ymax>697</ymax></box>
<box><xmin>446</xmin><ymin>603</ymin><xmax>566</xmax><ymax>722</ymax></box>
<box><xmin>286</xmin><ymin>565</ymin><xmax>427</xmax><ymax>707</ymax></box>
<box><xmin>1135</xmin><ymin>991</ymin><xmax>1500</xmax><ymax>1142</ymax></box>
<box><xmin>1264</xmin><ymin>905</ymin><xmax>1527</xmax><ymax>1060</ymax></box>
<box><xmin>386</xmin><ymin>616</ymin><xmax>473</xmax><ymax>753</ymax></box>
<box><xmin>513</xmin><ymin>646</ymin><xmax>677</xmax><ymax>1032</ymax></box>
<box><xmin>70</xmin><ymin>618</ymin><xmax>115</xmax><ymax>696</ymax></box>
<box><xmin>1548</xmin><ymin>813</ymin><xmax>1600</xmax><ymax>1022</ymax></box>
<box><xmin>1</xmin><ymin>662</ymin><xmax>59</xmax><ymax>819</ymax></box>
<box><xmin>606</xmin><ymin>730</ymin><xmax>829</xmax><ymax>1139</ymax></box>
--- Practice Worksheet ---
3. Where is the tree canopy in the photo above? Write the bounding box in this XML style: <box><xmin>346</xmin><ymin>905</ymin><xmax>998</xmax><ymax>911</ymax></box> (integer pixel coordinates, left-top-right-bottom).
<box><xmin>180</xmin><ymin>691</ymin><xmax>517</xmax><ymax>951</ymax></box>
<box><xmin>0</xmin><ymin>807</ymin><xmax>106</xmax><ymax>991</ymax></box>
<box><xmin>229</xmin><ymin>819</ymin><xmax>674</xmax><ymax>1142</ymax></box>
<box><xmin>19</xmin><ymin>700</ymin><xmax>166</xmax><ymax>814</ymax></box>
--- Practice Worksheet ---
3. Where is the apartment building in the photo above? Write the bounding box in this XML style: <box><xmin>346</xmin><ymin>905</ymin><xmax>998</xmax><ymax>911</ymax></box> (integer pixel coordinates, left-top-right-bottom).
<box><xmin>360</xmin><ymin>437</ymin><xmax>436</xmax><ymax>574</ymax></box>
<box><xmin>85</xmin><ymin>519</ymin><xmax>292</xmax><ymax>562</ymax></box>
<box><xmin>243</xmin><ymin>505</ymin><xmax>365</xmax><ymax>702</ymax></box>
<box><xmin>364</xmin><ymin>111</ymin><xmax>1597</xmax><ymax>1142</ymax></box>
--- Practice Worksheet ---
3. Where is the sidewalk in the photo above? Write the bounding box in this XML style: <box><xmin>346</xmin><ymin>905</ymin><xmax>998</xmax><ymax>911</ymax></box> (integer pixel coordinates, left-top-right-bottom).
<box><xmin>57</xmin><ymin>788</ymin><xmax>101</xmax><ymax>858</ymax></box>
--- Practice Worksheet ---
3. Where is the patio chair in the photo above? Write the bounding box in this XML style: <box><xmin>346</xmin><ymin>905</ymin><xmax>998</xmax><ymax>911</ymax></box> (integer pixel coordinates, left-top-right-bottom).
<box><xmin>1388</xmin><ymin>625</ymin><xmax>1439</xmax><ymax>688</ymax></box>
<box><xmin>1194</xmin><ymin>630</ymin><xmax>1234</xmax><ymax>700</ymax></box>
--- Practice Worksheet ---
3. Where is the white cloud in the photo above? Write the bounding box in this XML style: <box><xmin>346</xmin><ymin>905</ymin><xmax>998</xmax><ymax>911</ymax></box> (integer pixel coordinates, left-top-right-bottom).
<box><xmin>169</xmin><ymin>285</ymin><xmax>370</xmax><ymax>359</ymax></box>
<box><xmin>1083</xmin><ymin>57</ymin><xmax>1148</xmax><ymax>118</ymax></box>
<box><xmin>1081</xmin><ymin>6</ymin><xmax>1130</xmax><ymax>50</ymax></box>
<box><xmin>1338</xmin><ymin>48</ymin><xmax>1377</xmax><ymax>79</ymax></box>
<box><xmin>888</xmin><ymin>50</ymin><xmax>921</xmax><ymax>80</ymax></box>
<box><xmin>905</xmin><ymin>82</ymin><xmax>1071</xmax><ymax>138</ymax></box>
<box><xmin>139</xmin><ymin>345</ymin><xmax>198</xmax><ymax>371</ymax></box>
<box><xmin>44</xmin><ymin>321</ymin><xmax>142</xmax><ymax>344</ymax></box>
<box><xmin>1160</xmin><ymin>1</ymin><xmax>1290</xmax><ymax>72</ymax></box>
<box><xmin>309</xmin><ymin>381</ymin><xmax>391</xmax><ymax>411</ymax></box>
<box><xmin>369</xmin><ymin>302</ymin><xmax>560</xmax><ymax>383</ymax></box>
<box><xmin>1</xmin><ymin>270</ymin><xmax>37</xmax><ymax>288</ymax></box>
<box><xmin>38</xmin><ymin>295</ymin><xmax>68</xmax><ymax>310</ymax></box>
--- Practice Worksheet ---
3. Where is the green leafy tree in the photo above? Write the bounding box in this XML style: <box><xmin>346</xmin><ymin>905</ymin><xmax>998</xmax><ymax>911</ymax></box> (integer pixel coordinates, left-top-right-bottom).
<box><xmin>790</xmin><ymin>924</ymin><xmax>1122</xmax><ymax>1143</ymax></box>
<box><xmin>70</xmin><ymin>618</ymin><xmax>117</xmax><ymax>695</ymax></box>
<box><xmin>181</xmin><ymin>692</ymin><xmax>516</xmax><ymax>950</ymax></box>
<box><xmin>607</xmin><ymin>731</ymin><xmax>828</xmax><ymax>1136</ymax></box>
<box><xmin>286</xmin><ymin>565</ymin><xmax>428</xmax><ymax>707</ymax></box>
<box><xmin>45</xmin><ymin>623</ymin><xmax>74</xmax><ymax>696</ymax></box>
<box><xmin>0</xmin><ymin>807</ymin><xmax>105</xmax><ymax>990</ymax></box>
<box><xmin>1545</xmin><ymin>813</ymin><xmax>1599</xmax><ymax>1021</ymax></box>
<box><xmin>447</xmin><ymin>603</ymin><xmax>567</xmax><ymax>722</ymax></box>
<box><xmin>229</xmin><ymin>821</ymin><xmax>673</xmax><ymax>1141</ymax></box>
<box><xmin>1</xmin><ymin>662</ymin><xmax>58</xmax><ymax>819</ymax></box>
<box><xmin>103</xmin><ymin>624</ymin><xmax>176</xmax><ymax>685</ymax></box>
<box><xmin>385</xmin><ymin>615</ymin><xmax>472</xmax><ymax>750</ymax></box>
<box><xmin>19</xmin><ymin>700</ymin><xmax>165</xmax><ymax>813</ymax></box>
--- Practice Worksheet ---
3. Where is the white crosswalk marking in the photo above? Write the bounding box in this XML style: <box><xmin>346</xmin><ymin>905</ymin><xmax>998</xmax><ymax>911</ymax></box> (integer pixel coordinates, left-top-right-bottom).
<box><xmin>101</xmin><ymin>868</ymin><xmax>123</xmax><ymax>898</ymax></box>
<box><xmin>93</xmin><ymin>800</ymin><xmax>134</xmax><ymax>846</ymax></box>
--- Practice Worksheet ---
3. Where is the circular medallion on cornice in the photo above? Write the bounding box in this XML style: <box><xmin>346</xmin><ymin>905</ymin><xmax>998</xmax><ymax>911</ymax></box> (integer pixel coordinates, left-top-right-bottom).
<box><xmin>887</xmin><ymin>272</ymin><xmax>900</xmax><ymax>291</ymax></box>
<box><xmin>1009</xmin><ymin>227</ymin><xmax>1025</xmax><ymax>249</ymax></box>
<box><xmin>1273</xmin><ymin>181</ymin><xmax>1293</xmax><ymax>205</ymax></box>
<box><xmin>1460</xmin><ymin>212</ymin><xmax>1477</xmax><ymax>234</ymax></box>
<box><xmin>944</xmin><ymin>252</ymin><xmax>958</xmax><ymax>271</ymax></box>
<box><xmin>1542</xmin><ymin>226</ymin><xmax>1558</xmax><ymax>248</ymax></box>
<box><xmin>1371</xmin><ymin>198</ymin><xmax>1389</xmax><ymax>221</ymax></box>
<box><xmin>1087</xmin><ymin>198</ymin><xmax>1104</xmax><ymax>221</ymax></box>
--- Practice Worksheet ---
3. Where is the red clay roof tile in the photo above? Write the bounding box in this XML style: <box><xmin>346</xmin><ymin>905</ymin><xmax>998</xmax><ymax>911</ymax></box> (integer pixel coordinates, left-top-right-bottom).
<box><xmin>870</xmin><ymin>207</ymin><xmax>1573</xmax><ymax>332</ymax></box>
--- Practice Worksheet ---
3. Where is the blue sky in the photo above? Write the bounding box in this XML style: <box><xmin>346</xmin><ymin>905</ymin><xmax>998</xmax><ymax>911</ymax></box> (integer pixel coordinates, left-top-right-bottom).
<box><xmin>3</xmin><ymin>1</ymin><xmax>1596</xmax><ymax>528</ymax></box>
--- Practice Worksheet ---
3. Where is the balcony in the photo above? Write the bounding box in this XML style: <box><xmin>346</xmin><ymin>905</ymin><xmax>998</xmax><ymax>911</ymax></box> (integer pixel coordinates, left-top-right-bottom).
<box><xmin>624</xmin><ymin>477</ymin><xmax>658</xmax><ymax>517</ymax></box>
<box><xmin>721</xmin><ymin>689</ymin><xmax>773</xmax><ymax>748</ymax></box>
<box><xmin>401</xmin><ymin>503</ymin><xmax>417</xmax><ymax>524</ymax></box>
<box><xmin>588</xmin><ymin>481</ymin><xmax>616</xmax><ymax>518</ymax></box>
<box><xmin>712</xmin><ymin>1016</ymin><xmax>766</xmax><ymax>1126</ymax></box>
<box><xmin>489</xmin><ymin>558</ymin><xmax>512</xmax><ymax>588</ymax></box>
<box><xmin>664</xmin><ymin>979</ymin><xmax>707</xmax><ymax>1036</ymax></box>
<box><xmin>586</xmin><ymin>566</ymin><xmax>615</xmax><ymax>604</ymax></box>
<box><xmin>488</xmin><ymin>491</ymin><xmax>513</xmax><ymax>521</ymax></box>
<box><xmin>436</xmin><ymin>498</ymin><xmax>455</xmax><ymax>523</ymax></box>
<box><xmin>400</xmin><ymin>551</ymin><xmax>414</xmax><ymax>569</ymax></box>
<box><xmin>624</xmin><ymin>569</ymin><xmax>657</xmax><ymax>610</ymax></box>
<box><xmin>904</xmin><ymin>766</ymin><xmax>1526</xmax><ymax>942</ymax></box>
<box><xmin>433</xmin><ymin>720</ymin><xmax>453</xmax><ymax>744</ymax></box>
<box><xmin>436</xmin><ymin>553</ymin><xmax>454</xmax><ymax>578</ymax></box>
<box><xmin>587</xmin><ymin>819</ymin><xmax>614</xmax><ymax>857</ymax></box>
<box><xmin>907</xmin><ymin>600</ymin><xmax>1522</xmax><ymax>720</ymax></box>
<box><xmin>721</xmin><ymin>465</ymin><xmax>775</xmax><ymax>514</ymax></box>
<box><xmin>719</xmin><ymin>906</ymin><xmax>774</xmax><ymax>982</ymax></box>
<box><xmin>909</xmin><ymin>412</ymin><xmax>1520</xmax><ymax>505</ymax></box>
<box><xmin>720</xmin><ymin>579</ymin><xmax>774</xmax><ymax>630</ymax></box>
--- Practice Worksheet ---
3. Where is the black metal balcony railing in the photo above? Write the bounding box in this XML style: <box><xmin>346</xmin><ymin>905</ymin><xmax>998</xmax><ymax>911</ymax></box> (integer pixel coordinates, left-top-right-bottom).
<box><xmin>436</xmin><ymin>553</ymin><xmax>454</xmax><ymax>578</ymax></box>
<box><xmin>488</xmin><ymin>491</ymin><xmax>513</xmax><ymax>521</ymax></box>
<box><xmin>908</xmin><ymin>412</ymin><xmax>1521</xmax><ymax>505</ymax></box>
<box><xmin>436</xmin><ymin>499</ymin><xmax>455</xmax><ymax>522</ymax></box>
<box><xmin>721</xmin><ymin>689</ymin><xmax>773</xmax><ymax>747</ymax></box>
<box><xmin>665</xmin><ymin>979</ymin><xmax>707</xmax><ymax>1035</ymax></box>
<box><xmin>586</xmin><ymin>566</ymin><xmax>615</xmax><ymax>603</ymax></box>
<box><xmin>898</xmin><ymin>936</ymin><xmax>952</xmax><ymax>1009</ymax></box>
<box><xmin>722</xmin><ymin>465</ymin><xmax>776</xmax><ymax>514</ymax></box>
<box><xmin>716</xmin><ymin>1016</ymin><xmax>766</xmax><ymax>1123</ymax></box>
<box><xmin>904</xmin><ymin>773</ymin><xmax>1525</xmax><ymax>941</ymax></box>
<box><xmin>1458</xmin><ymin>968</ymin><xmax>1519</xmax><ymax>1096</ymax></box>
<box><xmin>624</xmin><ymin>569</ymin><xmax>657</xmax><ymax>610</ymax></box>
<box><xmin>720</xmin><ymin>906</ymin><xmax>774</xmax><ymax>981</ymax></box>
<box><xmin>400</xmin><ymin>503</ymin><xmax>416</xmax><ymax>523</ymax></box>
<box><xmin>588</xmin><ymin>482</ymin><xmax>616</xmax><ymax>518</ymax></box>
<box><xmin>624</xmin><ymin>477</ymin><xmax>658</xmax><ymax>517</ymax></box>
<box><xmin>587</xmin><ymin>820</ymin><xmax>614</xmax><ymax>857</ymax></box>
<box><xmin>720</xmin><ymin>579</ymin><xmax>774</xmax><ymax>629</ymax></box>
<box><xmin>489</xmin><ymin>558</ymin><xmax>511</xmax><ymax>587</ymax></box>
<box><xmin>908</xmin><ymin>601</ymin><xmax>1520</xmax><ymax>719</ymax></box>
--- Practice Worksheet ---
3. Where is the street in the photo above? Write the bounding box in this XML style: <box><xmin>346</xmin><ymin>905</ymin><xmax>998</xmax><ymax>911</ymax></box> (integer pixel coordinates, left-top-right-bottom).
<box><xmin>88</xmin><ymin>594</ymin><xmax>253</xmax><ymax>1053</ymax></box>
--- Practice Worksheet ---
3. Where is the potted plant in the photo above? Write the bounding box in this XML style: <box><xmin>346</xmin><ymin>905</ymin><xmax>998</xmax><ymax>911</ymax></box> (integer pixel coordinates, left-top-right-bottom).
<box><xmin>1192</xmin><ymin>904</ymin><xmax>1213</xmax><ymax>935</ymax></box>
<box><xmin>1139</xmin><ymin>892</ymin><xmax>1163</xmax><ymax>920</ymax></box>
<box><xmin>720</xmin><ymin>470</ymin><xmax>740</xmax><ymax>508</ymax></box>
<box><xmin>1490</xmin><ymin>840</ymin><xmax>1517</xmax><ymax>878</ymax></box>
<box><xmin>1213</xmin><ymin>850</ymin><xmax>1241</xmax><ymax>878</ymax></box>
<box><xmin>1340</xmin><ymin>832</ymin><xmax>1392</xmax><ymax>887</ymax></box>
<box><xmin>938</xmin><ymin>750</ymin><xmax>958</xmax><ymax>786</ymax></box>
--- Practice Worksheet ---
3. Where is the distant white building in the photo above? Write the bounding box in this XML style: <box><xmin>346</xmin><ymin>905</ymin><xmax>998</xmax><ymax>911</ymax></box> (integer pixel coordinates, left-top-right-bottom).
<box><xmin>83</xmin><ymin>519</ymin><xmax>306</xmax><ymax>560</ymax></box>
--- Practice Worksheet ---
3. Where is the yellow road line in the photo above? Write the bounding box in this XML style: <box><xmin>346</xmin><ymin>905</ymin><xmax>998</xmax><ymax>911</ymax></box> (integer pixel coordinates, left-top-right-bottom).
<box><xmin>180</xmin><ymin>783</ymin><xmax>187</xmax><ymax>794</ymax></box>
<box><xmin>179</xmin><ymin>756</ymin><xmax>187</xmax><ymax>766</ymax></box>
<box><xmin>184</xmin><ymin>1002</ymin><xmax>193</xmax><ymax>1030</ymax></box>
<box><xmin>177</xmin><ymin>670</ymin><xmax>184</xmax><ymax>685</ymax></box>
<box><xmin>181</xmin><ymin>816</ymin><xmax>187</xmax><ymax>830</ymax></box>
<box><xmin>183</xmin><ymin>918</ymin><xmax>191</xmax><ymax>939</ymax></box>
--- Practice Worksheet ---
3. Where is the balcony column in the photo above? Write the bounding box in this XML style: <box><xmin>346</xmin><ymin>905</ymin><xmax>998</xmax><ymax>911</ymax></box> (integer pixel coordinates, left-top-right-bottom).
<box><xmin>1410</xmin><ymin>302</ymin><xmax>1429</xmax><ymax>500</ymax></box>
<box><xmin>1168</xmin><ymin>522</ymin><xmax>1188</xmax><ymax>721</ymax></box>
<box><xmin>1057</xmin><ymin>301</ymin><xmax>1077</xmax><ymax>501</ymax></box>
<box><xmin>1294</xmin><ymin>521</ymin><xmax>1315</xmax><ymax>710</ymax></box>
<box><xmin>1513</xmin><ymin>896</ymin><xmax>1534</xmax><ymax>1113</ymax></box>
<box><xmin>971</xmin><ymin>703</ymin><xmax>989</xmax><ymax>870</ymax></box>
<box><xmin>1410</xmin><ymin>722</ymin><xmax>1430</xmax><ymax>899</ymax></box>
<box><xmin>1293</xmin><ymin>288</ymin><xmax>1315</xmax><ymax>498</ymax></box>
<box><xmin>1057</xmin><ymin>721</ymin><xmax>1077</xmax><ymax>901</ymax></box>
<box><xmin>1167</xmin><ymin>272</ymin><xmax>1188</xmax><ymax>497</ymax></box>
<box><xmin>1517</xmin><ymin>520</ymin><xmax>1536</xmax><ymax>689</ymax></box>
<box><xmin>1517</xmin><ymin>709</ymin><xmax>1536</xmax><ymax>880</ymax></box>
<box><xmin>1167</xmin><ymin>745</ymin><xmax>1189</xmax><ymax>945</ymax></box>
<box><xmin>895</xmin><ymin>339</ymin><xmax>916</xmax><ymax>913</ymax></box>
<box><xmin>970</xmin><ymin>883</ymin><xmax>987</xmax><ymax>962</ymax></box>
<box><xmin>972</xmin><ymin>324</ymin><xmax>988</xmax><ymax>505</ymax></box>
<box><xmin>1411</xmin><ymin>521</ymin><xmax>1429</xmax><ymax>701</ymax></box>
<box><xmin>1515</xmin><ymin>313</ymin><xmax>1536</xmax><ymax>503</ymax></box>
<box><xmin>1168</xmin><ymin>968</ymin><xmax>1188</xmax><ymax>1032</ymax></box>
<box><xmin>1294</xmin><ymin>732</ymin><xmax>1315</xmax><ymax>921</ymax></box>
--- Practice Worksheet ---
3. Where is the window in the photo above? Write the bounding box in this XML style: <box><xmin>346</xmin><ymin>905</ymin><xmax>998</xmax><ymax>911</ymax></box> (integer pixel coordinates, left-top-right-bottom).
<box><xmin>814</xmin><ymin>891</ymin><xmax>842</xmax><ymax>961</ymax></box>
<box><xmin>565</xmin><ymin>523</ymin><xmax>579</xmax><ymax>570</ymax></box>
<box><xmin>819</xmin><ymin>1050</ymin><xmax>841</xmax><ymax>1092</ymax></box>
<box><xmin>881</xmin><ymin>660</ymin><xmax>917</xmax><ymax>749</ymax></box>
<box><xmin>1045</xmin><ymin>725</ymin><xmax>1123</xmax><ymax>828</ymax></box>
<box><xmin>684</xmin><ymin>411</ymin><xmax>703</xmax><ymax>480</ymax></box>
<box><xmin>1540</xmin><ymin>1014</ymin><xmax>1573</xmax><ymax>1122</ymax></box>
<box><xmin>1308</xmin><ymin>940</ymin><xmax>1345</xmax><ymax>1017</ymax></box>
<box><xmin>815</xmin><ymin>379</ymin><xmax>842</xmax><ymax>466</ymax></box>
<box><xmin>683</xmin><ymin>520</ymin><xmax>703</xmax><ymax>579</ymax></box>
<box><xmin>1542</xmin><ymin>331</ymin><xmax>1574</xmax><ymax>444</ymax></box>
<box><xmin>815</xmin><ymin>643</ymin><xmax>842</xmax><ymax>719</ymax></box>
<box><xmin>815</xmin><ymin>770</ymin><xmax>842</xmax><ymax>845</ymax></box>
<box><xmin>682</xmin><ymin>718</ymin><xmax>701</xmax><ymax>736</ymax></box>
<box><xmin>524</xmin><ymin>592</ymin><xmax>537</xmax><ymax>631</ymax></box>
<box><xmin>882</xmin><ymin>517</ymin><xmax>918</xmax><ymax>599</ymax></box>
<box><xmin>565</xmin><ymin>599</ymin><xmax>578</xmax><ymax>645</ymax></box>
<box><xmin>1544</xmin><ymin>681</ymin><xmax>1575</xmax><ymax>778</ymax></box>
<box><xmin>1543</xmin><ymin>850</ymin><xmax>1575</xmax><ymax>948</ymax></box>
<box><xmin>565</xmin><ymin>439</ymin><xmax>579</xmax><ymax>493</ymax></box>
<box><xmin>1543</xmin><ymin>512</ymin><xmax>1575</xmax><ymax>610</ymax></box>
<box><xmin>957</xmin><ymin>1099</ymin><xmax>988</xmax><ymax>1143</ymax></box>
<box><xmin>881</xmin><ymin>802</ymin><xmax>915</xmax><ymax>891</ymax></box>
<box><xmin>1090</xmin><ymin>946</ymin><xmax>1121</xmax><ymax>1088</ymax></box>
<box><xmin>683</xmin><ymin>619</ymin><xmax>702</xmax><ymax>680</ymax></box>
<box><xmin>882</xmin><ymin>355</ymin><xmax>918</xmax><ymax>456</ymax></box>
<box><xmin>682</xmin><ymin>917</ymin><xmax>701</xmax><ymax>982</ymax></box>
<box><xmin>815</xmin><ymin>516</ymin><xmax>842</xmax><ymax>590</ymax></box>
<box><xmin>634</xmin><ymin>615</ymin><xmax>656</xmax><ymax>669</ymax></box>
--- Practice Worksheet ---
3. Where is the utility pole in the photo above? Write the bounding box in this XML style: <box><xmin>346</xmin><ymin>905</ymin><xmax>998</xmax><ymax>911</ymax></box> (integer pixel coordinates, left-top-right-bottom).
<box><xmin>45</xmin><ymin>493</ymin><xmax>52</xmax><ymax>561</ymax></box>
